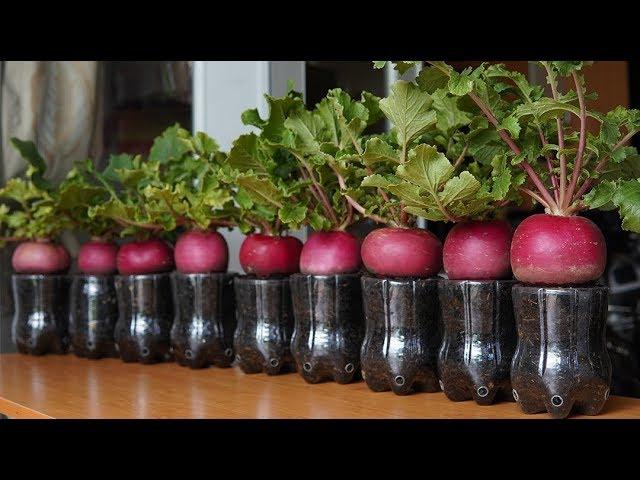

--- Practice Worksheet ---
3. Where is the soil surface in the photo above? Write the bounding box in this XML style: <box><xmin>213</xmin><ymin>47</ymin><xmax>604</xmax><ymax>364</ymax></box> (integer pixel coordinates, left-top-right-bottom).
<box><xmin>361</xmin><ymin>276</ymin><xmax>441</xmax><ymax>395</ymax></box>
<box><xmin>69</xmin><ymin>274</ymin><xmax>119</xmax><ymax>359</ymax></box>
<box><xmin>438</xmin><ymin>279</ymin><xmax>517</xmax><ymax>405</ymax></box>
<box><xmin>171</xmin><ymin>272</ymin><xmax>236</xmax><ymax>369</ymax></box>
<box><xmin>114</xmin><ymin>273</ymin><xmax>174</xmax><ymax>364</ymax></box>
<box><xmin>290</xmin><ymin>273</ymin><xmax>364</xmax><ymax>384</ymax></box>
<box><xmin>234</xmin><ymin>276</ymin><xmax>296</xmax><ymax>375</ymax></box>
<box><xmin>511</xmin><ymin>284</ymin><xmax>612</xmax><ymax>418</ymax></box>
<box><xmin>12</xmin><ymin>274</ymin><xmax>70</xmax><ymax>355</ymax></box>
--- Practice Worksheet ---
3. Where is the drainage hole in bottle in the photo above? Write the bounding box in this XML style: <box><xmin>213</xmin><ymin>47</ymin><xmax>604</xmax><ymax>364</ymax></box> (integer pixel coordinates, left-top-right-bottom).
<box><xmin>303</xmin><ymin>362</ymin><xmax>312</xmax><ymax>372</ymax></box>
<box><xmin>225</xmin><ymin>348</ymin><xmax>233</xmax><ymax>357</ymax></box>
<box><xmin>269</xmin><ymin>358</ymin><xmax>279</xmax><ymax>368</ymax></box>
<box><xmin>185</xmin><ymin>349</ymin><xmax>193</xmax><ymax>360</ymax></box>
<box><xmin>551</xmin><ymin>395</ymin><xmax>564</xmax><ymax>407</ymax></box>
<box><xmin>141</xmin><ymin>347</ymin><xmax>150</xmax><ymax>357</ymax></box>
<box><xmin>87</xmin><ymin>341</ymin><xmax>94</xmax><ymax>349</ymax></box>
<box><xmin>394</xmin><ymin>375</ymin><xmax>405</xmax><ymax>386</ymax></box>
<box><xmin>344</xmin><ymin>363</ymin><xmax>355</xmax><ymax>374</ymax></box>
<box><xmin>512</xmin><ymin>389</ymin><xmax>519</xmax><ymax>401</ymax></box>
<box><xmin>477</xmin><ymin>386</ymin><xmax>489</xmax><ymax>398</ymax></box>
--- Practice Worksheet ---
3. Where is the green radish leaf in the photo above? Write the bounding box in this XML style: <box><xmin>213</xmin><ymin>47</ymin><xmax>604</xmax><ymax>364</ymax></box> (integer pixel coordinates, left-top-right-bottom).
<box><xmin>379</xmin><ymin>81</ymin><xmax>437</xmax><ymax>150</ymax></box>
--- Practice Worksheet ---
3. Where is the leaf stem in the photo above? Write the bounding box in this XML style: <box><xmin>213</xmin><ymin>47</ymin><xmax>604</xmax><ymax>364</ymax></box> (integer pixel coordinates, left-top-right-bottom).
<box><xmin>430</xmin><ymin>190</ymin><xmax>460</xmax><ymax>223</ymax></box>
<box><xmin>330</xmin><ymin>163</ymin><xmax>395</xmax><ymax>226</ymax></box>
<box><xmin>572</xmin><ymin>128</ymin><xmax>639</xmax><ymax>202</ymax></box>
<box><xmin>564</xmin><ymin>71</ymin><xmax>587</xmax><ymax>210</ymax></box>
<box><xmin>467</xmin><ymin>91</ymin><xmax>560</xmax><ymax>213</ymax></box>
<box><xmin>453</xmin><ymin>143</ymin><xmax>469</xmax><ymax>170</ymax></box>
<box><xmin>293</xmin><ymin>153</ymin><xmax>339</xmax><ymax>228</ymax></box>
<box><xmin>519</xmin><ymin>187</ymin><xmax>551</xmax><ymax>211</ymax></box>
<box><xmin>0</xmin><ymin>236</ymin><xmax>25</xmax><ymax>243</ymax></box>
<box><xmin>338</xmin><ymin>197</ymin><xmax>354</xmax><ymax>231</ymax></box>
<box><xmin>114</xmin><ymin>218</ymin><xmax>163</xmax><ymax>232</ymax></box>
<box><xmin>363</xmin><ymin>165</ymin><xmax>398</xmax><ymax>221</ymax></box>
<box><xmin>538</xmin><ymin>130</ymin><xmax>560</xmax><ymax>204</ymax></box>
<box><xmin>542</xmin><ymin>61</ymin><xmax>569</xmax><ymax>207</ymax></box>
<box><xmin>209</xmin><ymin>219</ymin><xmax>236</xmax><ymax>229</ymax></box>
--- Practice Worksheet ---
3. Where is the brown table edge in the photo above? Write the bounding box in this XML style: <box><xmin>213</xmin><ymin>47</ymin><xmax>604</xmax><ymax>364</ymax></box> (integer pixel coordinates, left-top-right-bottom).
<box><xmin>0</xmin><ymin>397</ymin><xmax>53</xmax><ymax>419</ymax></box>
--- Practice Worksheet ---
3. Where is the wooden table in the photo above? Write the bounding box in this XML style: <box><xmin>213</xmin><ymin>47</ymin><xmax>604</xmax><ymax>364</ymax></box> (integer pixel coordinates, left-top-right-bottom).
<box><xmin>1</xmin><ymin>353</ymin><xmax>639</xmax><ymax>419</ymax></box>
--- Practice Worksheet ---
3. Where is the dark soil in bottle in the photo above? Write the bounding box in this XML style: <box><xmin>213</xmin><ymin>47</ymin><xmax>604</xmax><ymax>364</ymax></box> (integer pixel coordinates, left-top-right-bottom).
<box><xmin>438</xmin><ymin>279</ymin><xmax>517</xmax><ymax>405</ymax></box>
<box><xmin>233</xmin><ymin>275</ymin><xmax>296</xmax><ymax>375</ymax></box>
<box><xmin>69</xmin><ymin>274</ymin><xmax>119</xmax><ymax>359</ymax></box>
<box><xmin>171</xmin><ymin>272</ymin><xmax>236</xmax><ymax>369</ymax></box>
<box><xmin>290</xmin><ymin>273</ymin><xmax>364</xmax><ymax>384</ymax></box>
<box><xmin>511</xmin><ymin>284</ymin><xmax>612</xmax><ymax>419</ymax></box>
<box><xmin>360</xmin><ymin>276</ymin><xmax>441</xmax><ymax>395</ymax></box>
<box><xmin>12</xmin><ymin>274</ymin><xmax>71</xmax><ymax>355</ymax></box>
<box><xmin>114</xmin><ymin>273</ymin><xmax>174</xmax><ymax>364</ymax></box>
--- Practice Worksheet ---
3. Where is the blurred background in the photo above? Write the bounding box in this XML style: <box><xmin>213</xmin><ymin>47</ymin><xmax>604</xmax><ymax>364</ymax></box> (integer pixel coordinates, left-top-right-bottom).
<box><xmin>1</xmin><ymin>61</ymin><xmax>639</xmax><ymax>397</ymax></box>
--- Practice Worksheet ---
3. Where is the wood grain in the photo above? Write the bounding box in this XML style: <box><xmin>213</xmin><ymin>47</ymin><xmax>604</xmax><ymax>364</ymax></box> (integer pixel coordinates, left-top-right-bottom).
<box><xmin>1</xmin><ymin>353</ymin><xmax>639</xmax><ymax>419</ymax></box>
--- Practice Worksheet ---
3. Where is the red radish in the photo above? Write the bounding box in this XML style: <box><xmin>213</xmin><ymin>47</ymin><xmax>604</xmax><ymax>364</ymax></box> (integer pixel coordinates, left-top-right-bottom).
<box><xmin>443</xmin><ymin>220</ymin><xmax>513</xmax><ymax>280</ymax></box>
<box><xmin>511</xmin><ymin>214</ymin><xmax>606</xmax><ymax>285</ymax></box>
<box><xmin>239</xmin><ymin>233</ymin><xmax>303</xmax><ymax>277</ymax></box>
<box><xmin>116</xmin><ymin>239</ymin><xmax>174</xmax><ymax>275</ymax></box>
<box><xmin>361</xmin><ymin>227</ymin><xmax>443</xmax><ymax>278</ymax></box>
<box><xmin>175</xmin><ymin>230</ymin><xmax>229</xmax><ymax>274</ymax></box>
<box><xmin>300</xmin><ymin>231</ymin><xmax>361</xmax><ymax>275</ymax></box>
<box><xmin>78</xmin><ymin>240</ymin><xmax>118</xmax><ymax>275</ymax></box>
<box><xmin>12</xmin><ymin>240</ymin><xmax>70</xmax><ymax>274</ymax></box>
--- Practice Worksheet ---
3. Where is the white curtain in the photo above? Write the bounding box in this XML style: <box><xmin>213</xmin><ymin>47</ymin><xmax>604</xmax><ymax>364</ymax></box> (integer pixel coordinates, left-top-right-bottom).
<box><xmin>1</xmin><ymin>61</ymin><xmax>102</xmax><ymax>183</ymax></box>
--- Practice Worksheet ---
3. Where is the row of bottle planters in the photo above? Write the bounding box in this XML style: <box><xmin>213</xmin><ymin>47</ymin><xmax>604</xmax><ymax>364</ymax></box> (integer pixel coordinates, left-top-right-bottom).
<box><xmin>10</xmin><ymin>271</ymin><xmax>611</xmax><ymax>419</ymax></box>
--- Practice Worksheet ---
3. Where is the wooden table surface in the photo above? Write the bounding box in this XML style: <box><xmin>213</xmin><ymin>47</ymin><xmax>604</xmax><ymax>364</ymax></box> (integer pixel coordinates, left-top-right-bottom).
<box><xmin>1</xmin><ymin>353</ymin><xmax>639</xmax><ymax>419</ymax></box>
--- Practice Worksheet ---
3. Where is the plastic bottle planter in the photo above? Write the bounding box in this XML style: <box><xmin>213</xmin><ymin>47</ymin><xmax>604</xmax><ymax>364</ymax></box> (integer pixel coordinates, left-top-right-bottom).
<box><xmin>114</xmin><ymin>273</ymin><xmax>174</xmax><ymax>364</ymax></box>
<box><xmin>233</xmin><ymin>276</ymin><xmax>296</xmax><ymax>375</ymax></box>
<box><xmin>12</xmin><ymin>274</ymin><xmax>71</xmax><ymax>355</ymax></box>
<box><xmin>511</xmin><ymin>285</ymin><xmax>612</xmax><ymax>419</ymax></box>
<box><xmin>171</xmin><ymin>273</ymin><xmax>236</xmax><ymax>369</ymax></box>
<box><xmin>290</xmin><ymin>274</ymin><xmax>364</xmax><ymax>384</ymax></box>
<box><xmin>438</xmin><ymin>280</ymin><xmax>517</xmax><ymax>405</ymax></box>
<box><xmin>69</xmin><ymin>275</ymin><xmax>119</xmax><ymax>359</ymax></box>
<box><xmin>360</xmin><ymin>276</ymin><xmax>441</xmax><ymax>395</ymax></box>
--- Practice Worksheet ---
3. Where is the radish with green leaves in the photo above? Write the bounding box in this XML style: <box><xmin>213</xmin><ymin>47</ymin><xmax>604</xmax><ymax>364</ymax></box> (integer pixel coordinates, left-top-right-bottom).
<box><xmin>391</xmin><ymin>60</ymin><xmax>640</xmax><ymax>285</ymax></box>
<box><xmin>142</xmin><ymin>125</ymin><xmax>236</xmax><ymax>276</ymax></box>
<box><xmin>390</xmin><ymin>60</ymin><xmax>638</xmax><ymax>416</ymax></box>
<box><xmin>92</xmin><ymin>125</ymin><xmax>239</xmax><ymax>366</ymax></box>
<box><xmin>0</xmin><ymin>139</ymin><xmax>72</xmax><ymax>274</ymax></box>
<box><xmin>359</xmin><ymin>63</ymin><xmax>526</xmax><ymax>399</ymax></box>
<box><xmin>0</xmin><ymin>139</ymin><xmax>73</xmax><ymax>356</ymax></box>
<box><xmin>253</xmin><ymin>87</ymin><xmax>392</xmax><ymax>383</ymax></box>
<box><xmin>226</xmin><ymin>91</ymin><xmax>314</xmax><ymax>375</ymax></box>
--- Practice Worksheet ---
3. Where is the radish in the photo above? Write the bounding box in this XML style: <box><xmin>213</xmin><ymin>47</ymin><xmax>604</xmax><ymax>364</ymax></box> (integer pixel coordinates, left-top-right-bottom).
<box><xmin>175</xmin><ymin>230</ymin><xmax>229</xmax><ymax>274</ymax></box>
<box><xmin>300</xmin><ymin>231</ymin><xmax>361</xmax><ymax>275</ymax></box>
<box><xmin>361</xmin><ymin>227</ymin><xmax>443</xmax><ymax>278</ymax></box>
<box><xmin>12</xmin><ymin>240</ymin><xmax>70</xmax><ymax>274</ymax></box>
<box><xmin>116</xmin><ymin>239</ymin><xmax>174</xmax><ymax>275</ymax></box>
<box><xmin>78</xmin><ymin>239</ymin><xmax>119</xmax><ymax>275</ymax></box>
<box><xmin>239</xmin><ymin>233</ymin><xmax>303</xmax><ymax>277</ymax></box>
<box><xmin>443</xmin><ymin>220</ymin><xmax>513</xmax><ymax>280</ymax></box>
<box><xmin>511</xmin><ymin>214</ymin><xmax>606</xmax><ymax>285</ymax></box>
